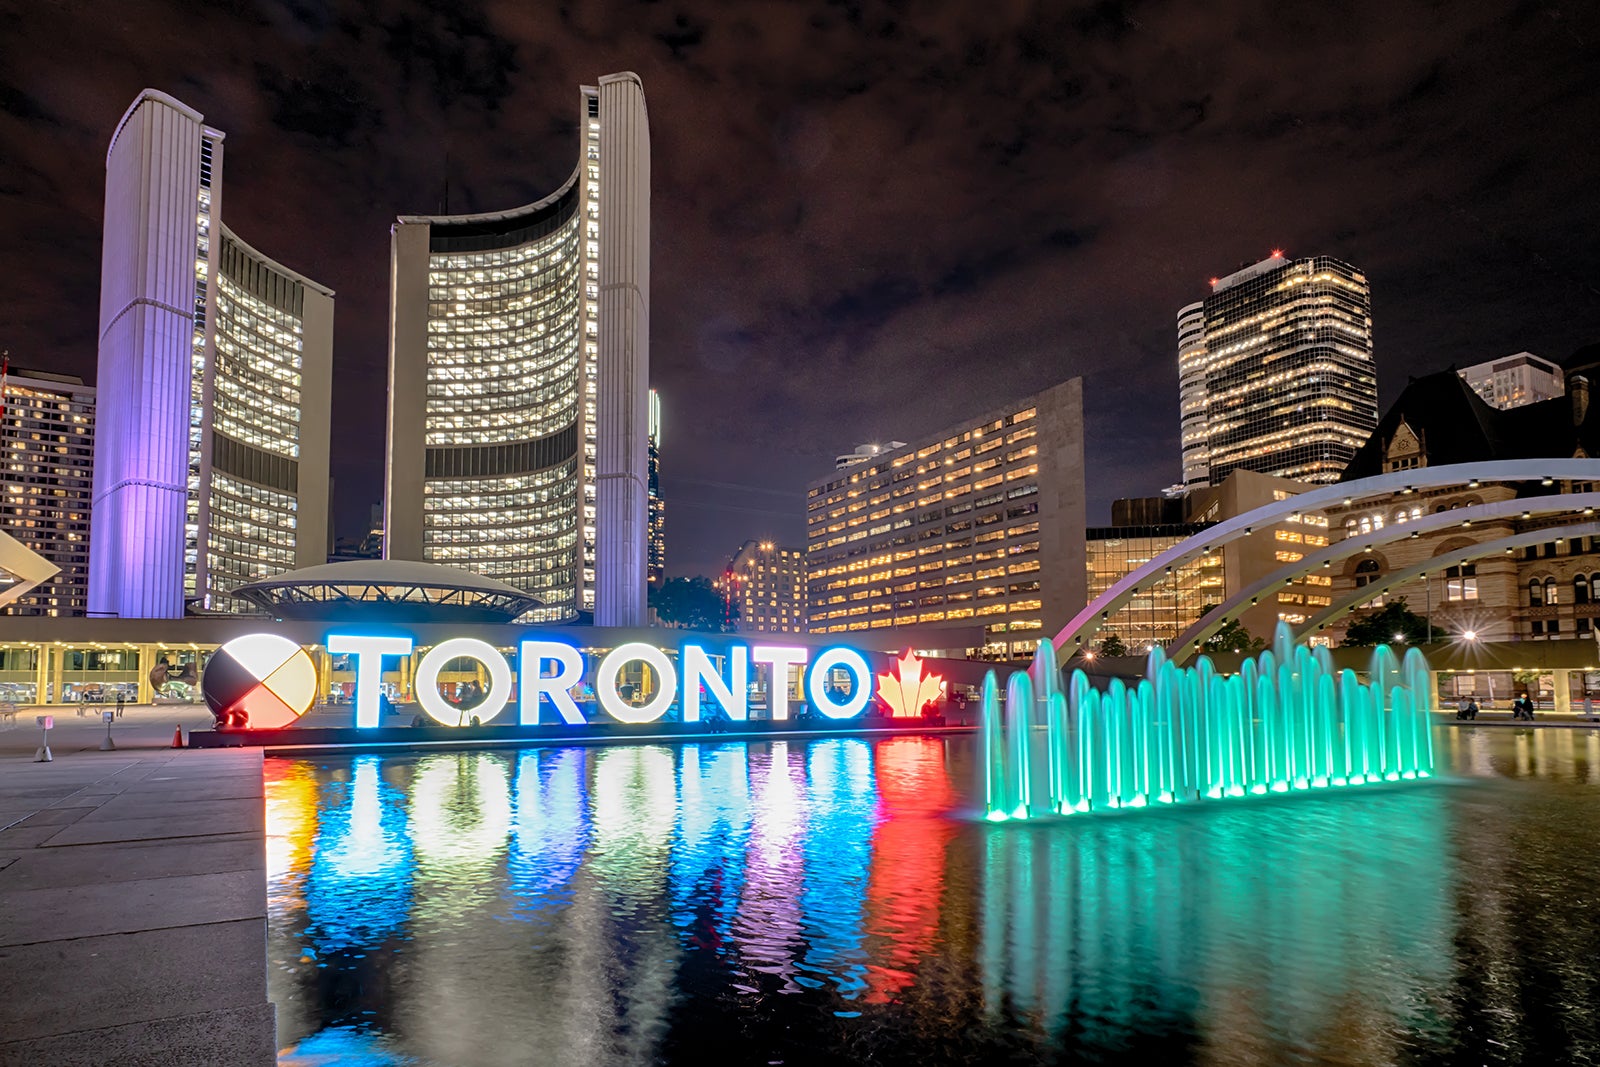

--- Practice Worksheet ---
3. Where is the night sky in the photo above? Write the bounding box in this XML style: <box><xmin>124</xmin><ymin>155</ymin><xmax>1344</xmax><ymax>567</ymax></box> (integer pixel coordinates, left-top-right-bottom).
<box><xmin>2</xmin><ymin>1</ymin><xmax>1598</xmax><ymax>578</ymax></box>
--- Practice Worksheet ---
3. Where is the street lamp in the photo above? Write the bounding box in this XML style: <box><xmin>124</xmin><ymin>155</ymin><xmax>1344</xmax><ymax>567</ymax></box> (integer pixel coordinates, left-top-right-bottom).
<box><xmin>1463</xmin><ymin>630</ymin><xmax>1478</xmax><ymax>642</ymax></box>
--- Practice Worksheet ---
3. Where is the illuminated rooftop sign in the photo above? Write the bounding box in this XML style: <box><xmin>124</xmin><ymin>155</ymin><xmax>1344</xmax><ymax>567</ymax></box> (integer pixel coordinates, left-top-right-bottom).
<box><xmin>321</xmin><ymin>634</ymin><xmax>913</xmax><ymax>730</ymax></box>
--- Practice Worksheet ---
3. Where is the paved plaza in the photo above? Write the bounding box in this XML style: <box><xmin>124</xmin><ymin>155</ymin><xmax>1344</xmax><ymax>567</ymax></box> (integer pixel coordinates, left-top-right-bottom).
<box><xmin>0</xmin><ymin>718</ymin><xmax>276</xmax><ymax>1067</ymax></box>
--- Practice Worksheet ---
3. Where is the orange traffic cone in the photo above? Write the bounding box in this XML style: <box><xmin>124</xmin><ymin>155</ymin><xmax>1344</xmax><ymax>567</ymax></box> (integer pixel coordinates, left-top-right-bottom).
<box><xmin>171</xmin><ymin>725</ymin><xmax>184</xmax><ymax>749</ymax></box>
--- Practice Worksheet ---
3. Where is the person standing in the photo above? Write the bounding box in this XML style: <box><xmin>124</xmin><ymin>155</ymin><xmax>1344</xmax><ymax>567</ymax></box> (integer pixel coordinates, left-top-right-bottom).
<box><xmin>115</xmin><ymin>691</ymin><xmax>125</xmax><ymax>719</ymax></box>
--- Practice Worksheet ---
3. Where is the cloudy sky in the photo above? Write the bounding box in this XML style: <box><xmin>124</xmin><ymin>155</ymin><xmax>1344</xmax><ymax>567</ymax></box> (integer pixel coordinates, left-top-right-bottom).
<box><xmin>2</xmin><ymin>0</ymin><xmax>1598</xmax><ymax>576</ymax></box>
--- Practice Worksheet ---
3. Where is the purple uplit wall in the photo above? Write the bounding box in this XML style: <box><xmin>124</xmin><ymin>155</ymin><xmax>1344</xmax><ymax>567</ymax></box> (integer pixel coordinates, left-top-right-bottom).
<box><xmin>88</xmin><ymin>90</ymin><xmax>207</xmax><ymax>618</ymax></box>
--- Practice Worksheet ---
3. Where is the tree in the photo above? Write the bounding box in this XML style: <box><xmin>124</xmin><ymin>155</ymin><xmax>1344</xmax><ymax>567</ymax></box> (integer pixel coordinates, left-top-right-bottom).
<box><xmin>1341</xmin><ymin>597</ymin><xmax>1430</xmax><ymax>647</ymax></box>
<box><xmin>1097</xmin><ymin>633</ymin><xmax>1128</xmax><ymax>658</ymax></box>
<box><xmin>650</xmin><ymin>576</ymin><xmax>737</xmax><ymax>632</ymax></box>
<box><xmin>1204</xmin><ymin>617</ymin><xmax>1266</xmax><ymax>655</ymax></box>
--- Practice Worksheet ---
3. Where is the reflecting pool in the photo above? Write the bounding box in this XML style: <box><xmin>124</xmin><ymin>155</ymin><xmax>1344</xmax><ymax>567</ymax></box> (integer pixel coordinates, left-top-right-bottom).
<box><xmin>267</xmin><ymin>729</ymin><xmax>1600</xmax><ymax>1065</ymax></box>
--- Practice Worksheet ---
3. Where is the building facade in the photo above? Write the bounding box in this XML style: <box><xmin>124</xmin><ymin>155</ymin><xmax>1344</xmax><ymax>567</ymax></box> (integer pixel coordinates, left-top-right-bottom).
<box><xmin>89</xmin><ymin>89</ymin><xmax>333</xmax><ymax>619</ymax></box>
<box><xmin>385</xmin><ymin>73</ymin><xmax>650</xmax><ymax>625</ymax></box>
<box><xmin>1458</xmin><ymin>352</ymin><xmax>1564</xmax><ymax>410</ymax></box>
<box><xmin>1179</xmin><ymin>252</ymin><xmax>1376</xmax><ymax>488</ymax></box>
<box><xmin>0</xmin><ymin>369</ymin><xmax>95</xmax><ymax>615</ymax></box>
<box><xmin>1326</xmin><ymin>365</ymin><xmax>1600</xmax><ymax>648</ymax></box>
<box><xmin>1086</xmin><ymin>523</ymin><xmax>1219</xmax><ymax>651</ymax></box>
<box><xmin>725</xmin><ymin>540</ymin><xmax>805</xmax><ymax>634</ymax></box>
<box><xmin>805</xmin><ymin>378</ymin><xmax>1086</xmax><ymax>660</ymax></box>
<box><xmin>1097</xmin><ymin>469</ymin><xmax>1326</xmax><ymax>651</ymax></box>
<box><xmin>648</xmin><ymin>389</ymin><xmax>664</xmax><ymax>586</ymax></box>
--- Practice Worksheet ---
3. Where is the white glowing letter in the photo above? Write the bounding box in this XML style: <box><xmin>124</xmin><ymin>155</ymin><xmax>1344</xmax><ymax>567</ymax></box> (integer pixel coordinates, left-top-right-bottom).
<box><xmin>328</xmin><ymin>634</ymin><xmax>413</xmax><ymax>729</ymax></box>
<box><xmin>682</xmin><ymin>644</ymin><xmax>749</xmax><ymax>723</ymax></box>
<box><xmin>596</xmin><ymin>642</ymin><xmax>678</xmax><ymax>724</ymax></box>
<box><xmin>415</xmin><ymin>638</ymin><xmax>513</xmax><ymax>726</ymax></box>
<box><xmin>807</xmin><ymin>647</ymin><xmax>873</xmax><ymax>719</ymax></box>
<box><xmin>752</xmin><ymin>645</ymin><xmax>809</xmax><ymax>720</ymax></box>
<box><xmin>519</xmin><ymin>640</ymin><xmax>586</xmax><ymax>725</ymax></box>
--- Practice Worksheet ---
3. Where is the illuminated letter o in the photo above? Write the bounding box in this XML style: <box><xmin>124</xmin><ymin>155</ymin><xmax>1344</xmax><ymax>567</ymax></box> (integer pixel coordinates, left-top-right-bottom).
<box><xmin>808</xmin><ymin>647</ymin><xmax>873</xmax><ymax>719</ymax></box>
<box><xmin>415</xmin><ymin>639</ymin><xmax>513</xmax><ymax>726</ymax></box>
<box><xmin>597</xmin><ymin>643</ymin><xmax>678</xmax><ymax>723</ymax></box>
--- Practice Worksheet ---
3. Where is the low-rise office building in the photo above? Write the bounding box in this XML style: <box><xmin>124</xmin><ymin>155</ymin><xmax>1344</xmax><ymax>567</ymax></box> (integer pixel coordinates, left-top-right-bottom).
<box><xmin>805</xmin><ymin>378</ymin><xmax>1086</xmax><ymax>660</ymax></box>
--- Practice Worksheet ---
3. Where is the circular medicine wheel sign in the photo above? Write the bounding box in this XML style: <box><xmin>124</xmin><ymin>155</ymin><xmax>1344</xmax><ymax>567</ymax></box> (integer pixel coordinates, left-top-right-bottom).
<box><xmin>202</xmin><ymin>634</ymin><xmax>318</xmax><ymax>729</ymax></box>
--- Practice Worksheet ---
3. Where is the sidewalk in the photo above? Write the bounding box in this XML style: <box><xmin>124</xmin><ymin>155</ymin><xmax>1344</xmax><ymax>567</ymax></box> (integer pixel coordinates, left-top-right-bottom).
<box><xmin>0</xmin><ymin>702</ymin><xmax>215</xmax><ymax>759</ymax></box>
<box><xmin>0</xmin><ymin>740</ymin><xmax>276</xmax><ymax>1066</ymax></box>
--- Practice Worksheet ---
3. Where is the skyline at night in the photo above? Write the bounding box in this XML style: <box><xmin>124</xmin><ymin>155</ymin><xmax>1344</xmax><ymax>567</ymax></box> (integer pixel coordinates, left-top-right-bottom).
<box><xmin>2</xmin><ymin>1</ymin><xmax>1598</xmax><ymax>578</ymax></box>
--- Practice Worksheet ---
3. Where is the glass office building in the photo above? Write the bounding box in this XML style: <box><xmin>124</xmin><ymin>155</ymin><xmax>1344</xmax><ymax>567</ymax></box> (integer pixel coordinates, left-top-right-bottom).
<box><xmin>89</xmin><ymin>90</ymin><xmax>334</xmax><ymax>619</ymax></box>
<box><xmin>386</xmin><ymin>73</ymin><xmax>650</xmax><ymax>624</ymax></box>
<box><xmin>1179</xmin><ymin>253</ymin><xmax>1376</xmax><ymax>487</ymax></box>
<box><xmin>1085</xmin><ymin>524</ymin><xmax>1222</xmax><ymax>650</ymax></box>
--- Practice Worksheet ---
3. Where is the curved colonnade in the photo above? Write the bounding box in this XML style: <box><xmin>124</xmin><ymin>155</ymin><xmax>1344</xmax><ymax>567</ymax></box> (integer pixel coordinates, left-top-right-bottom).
<box><xmin>1053</xmin><ymin>460</ymin><xmax>1600</xmax><ymax>659</ymax></box>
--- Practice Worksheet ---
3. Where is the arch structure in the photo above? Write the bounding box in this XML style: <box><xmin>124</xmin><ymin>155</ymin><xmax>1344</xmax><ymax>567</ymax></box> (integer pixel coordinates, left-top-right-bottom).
<box><xmin>1053</xmin><ymin>459</ymin><xmax>1600</xmax><ymax>657</ymax></box>
<box><xmin>1166</xmin><ymin>491</ymin><xmax>1600</xmax><ymax>663</ymax></box>
<box><xmin>1296</xmin><ymin>520</ymin><xmax>1600</xmax><ymax>636</ymax></box>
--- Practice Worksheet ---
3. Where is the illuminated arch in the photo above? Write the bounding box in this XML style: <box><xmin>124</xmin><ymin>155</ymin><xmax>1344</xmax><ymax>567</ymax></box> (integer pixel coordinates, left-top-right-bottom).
<box><xmin>1297</xmin><ymin>521</ymin><xmax>1600</xmax><ymax>637</ymax></box>
<box><xmin>1162</xmin><ymin>490</ymin><xmax>1600</xmax><ymax>663</ymax></box>
<box><xmin>1057</xmin><ymin>462</ymin><xmax>1600</xmax><ymax>657</ymax></box>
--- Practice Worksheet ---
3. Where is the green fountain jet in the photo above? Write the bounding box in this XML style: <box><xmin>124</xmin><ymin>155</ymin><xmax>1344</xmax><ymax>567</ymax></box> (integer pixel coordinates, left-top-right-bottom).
<box><xmin>983</xmin><ymin>622</ymin><xmax>1435</xmax><ymax>820</ymax></box>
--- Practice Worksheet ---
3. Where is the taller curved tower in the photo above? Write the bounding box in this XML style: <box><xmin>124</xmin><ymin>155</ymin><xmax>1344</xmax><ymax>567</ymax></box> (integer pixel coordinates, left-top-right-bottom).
<box><xmin>385</xmin><ymin>73</ymin><xmax>650</xmax><ymax>624</ymax></box>
<box><xmin>89</xmin><ymin>90</ymin><xmax>334</xmax><ymax>618</ymax></box>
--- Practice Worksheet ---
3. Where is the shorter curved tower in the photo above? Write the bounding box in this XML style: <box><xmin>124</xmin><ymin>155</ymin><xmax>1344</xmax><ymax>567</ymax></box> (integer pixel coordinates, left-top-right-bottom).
<box><xmin>89</xmin><ymin>89</ymin><xmax>334</xmax><ymax>618</ymax></box>
<box><xmin>385</xmin><ymin>73</ymin><xmax>649</xmax><ymax>624</ymax></box>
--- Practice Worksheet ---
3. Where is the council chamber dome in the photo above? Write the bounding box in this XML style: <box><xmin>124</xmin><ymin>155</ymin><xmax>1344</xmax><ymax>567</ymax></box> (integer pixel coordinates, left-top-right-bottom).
<box><xmin>231</xmin><ymin>560</ymin><xmax>541</xmax><ymax>623</ymax></box>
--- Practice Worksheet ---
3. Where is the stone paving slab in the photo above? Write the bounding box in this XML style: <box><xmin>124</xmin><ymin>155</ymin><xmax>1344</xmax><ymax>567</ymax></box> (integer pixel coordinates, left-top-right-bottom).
<box><xmin>0</xmin><ymin>836</ymin><xmax>263</xmax><ymax>892</ymax></box>
<box><xmin>74</xmin><ymin>795</ymin><xmax>261</xmax><ymax>825</ymax></box>
<box><xmin>41</xmin><ymin>808</ymin><xmax>264</xmax><ymax>847</ymax></box>
<box><xmin>0</xmin><ymin>1003</ymin><xmax>277</xmax><ymax>1067</ymax></box>
<box><xmin>0</xmin><ymin>918</ymin><xmax>268</xmax><ymax>1042</ymax></box>
<box><xmin>0</xmin><ymin>868</ymin><xmax>266</xmax><ymax>947</ymax></box>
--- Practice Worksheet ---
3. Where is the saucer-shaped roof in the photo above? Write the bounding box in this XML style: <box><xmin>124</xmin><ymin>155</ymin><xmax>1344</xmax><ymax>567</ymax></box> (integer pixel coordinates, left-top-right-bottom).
<box><xmin>232</xmin><ymin>560</ymin><xmax>541</xmax><ymax>623</ymax></box>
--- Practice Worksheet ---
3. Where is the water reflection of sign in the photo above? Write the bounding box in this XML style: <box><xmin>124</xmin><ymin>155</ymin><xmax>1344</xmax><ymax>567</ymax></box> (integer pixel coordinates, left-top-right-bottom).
<box><xmin>325</xmin><ymin>633</ymin><xmax>885</xmax><ymax>730</ymax></box>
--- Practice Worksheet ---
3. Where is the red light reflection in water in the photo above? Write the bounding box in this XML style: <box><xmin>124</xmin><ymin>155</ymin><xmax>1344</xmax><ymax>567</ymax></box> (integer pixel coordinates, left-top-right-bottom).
<box><xmin>864</xmin><ymin>737</ymin><xmax>957</xmax><ymax>1003</ymax></box>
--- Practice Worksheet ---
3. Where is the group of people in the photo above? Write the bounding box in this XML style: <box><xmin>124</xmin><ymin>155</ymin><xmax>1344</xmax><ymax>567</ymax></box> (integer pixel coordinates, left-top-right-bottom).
<box><xmin>1455</xmin><ymin>694</ymin><xmax>1538</xmax><ymax>721</ymax></box>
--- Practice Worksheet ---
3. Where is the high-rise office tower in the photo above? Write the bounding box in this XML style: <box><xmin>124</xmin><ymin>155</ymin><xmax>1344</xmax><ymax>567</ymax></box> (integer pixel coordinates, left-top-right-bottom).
<box><xmin>1178</xmin><ymin>252</ymin><xmax>1376</xmax><ymax>487</ymax></box>
<box><xmin>0</xmin><ymin>367</ymin><xmax>95</xmax><ymax>615</ymax></box>
<box><xmin>647</xmin><ymin>389</ymin><xmax>665</xmax><ymax>586</ymax></box>
<box><xmin>385</xmin><ymin>73</ymin><xmax>650</xmax><ymax>624</ymax></box>
<box><xmin>89</xmin><ymin>90</ymin><xmax>334</xmax><ymax>618</ymax></box>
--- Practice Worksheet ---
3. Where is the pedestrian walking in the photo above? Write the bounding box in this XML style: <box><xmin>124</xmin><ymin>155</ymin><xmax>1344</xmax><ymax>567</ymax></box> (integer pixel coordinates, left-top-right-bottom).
<box><xmin>115</xmin><ymin>691</ymin><xmax>125</xmax><ymax>718</ymax></box>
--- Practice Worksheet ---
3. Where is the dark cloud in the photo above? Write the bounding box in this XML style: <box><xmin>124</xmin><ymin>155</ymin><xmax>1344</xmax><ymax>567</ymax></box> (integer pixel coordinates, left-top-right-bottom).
<box><xmin>1</xmin><ymin>0</ymin><xmax>1598</xmax><ymax>580</ymax></box>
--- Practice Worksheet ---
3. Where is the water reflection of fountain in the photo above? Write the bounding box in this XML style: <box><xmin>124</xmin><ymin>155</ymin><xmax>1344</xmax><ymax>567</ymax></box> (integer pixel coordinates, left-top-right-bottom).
<box><xmin>984</xmin><ymin>623</ymin><xmax>1435</xmax><ymax>819</ymax></box>
<box><xmin>980</xmin><ymin>789</ymin><xmax>1454</xmax><ymax>1060</ymax></box>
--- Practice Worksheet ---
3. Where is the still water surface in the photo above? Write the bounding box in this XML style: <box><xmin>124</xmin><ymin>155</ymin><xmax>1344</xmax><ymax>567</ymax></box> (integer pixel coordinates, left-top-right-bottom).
<box><xmin>266</xmin><ymin>729</ymin><xmax>1600</xmax><ymax>1065</ymax></box>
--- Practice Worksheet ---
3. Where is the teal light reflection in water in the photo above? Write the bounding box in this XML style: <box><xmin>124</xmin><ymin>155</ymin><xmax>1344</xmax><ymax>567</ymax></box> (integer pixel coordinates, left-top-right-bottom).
<box><xmin>980</xmin><ymin>787</ymin><xmax>1455</xmax><ymax>1058</ymax></box>
<box><xmin>986</xmin><ymin>623</ymin><xmax>1436</xmax><ymax>819</ymax></box>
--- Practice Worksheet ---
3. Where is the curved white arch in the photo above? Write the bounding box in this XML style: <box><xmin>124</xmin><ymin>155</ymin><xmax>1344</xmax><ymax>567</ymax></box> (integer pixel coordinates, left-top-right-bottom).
<box><xmin>1055</xmin><ymin>460</ymin><xmax>1600</xmax><ymax>654</ymax></box>
<box><xmin>1296</xmin><ymin>520</ymin><xmax>1600</xmax><ymax>637</ymax></box>
<box><xmin>1166</xmin><ymin>493</ymin><xmax>1600</xmax><ymax>663</ymax></box>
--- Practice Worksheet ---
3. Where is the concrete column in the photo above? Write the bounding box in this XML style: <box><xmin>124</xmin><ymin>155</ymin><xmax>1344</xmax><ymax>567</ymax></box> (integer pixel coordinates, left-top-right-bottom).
<box><xmin>33</xmin><ymin>645</ymin><xmax>48</xmax><ymax>706</ymax></box>
<box><xmin>47</xmin><ymin>645</ymin><xmax>62</xmax><ymax>705</ymax></box>
<box><xmin>593</xmin><ymin>72</ymin><xmax>650</xmax><ymax>627</ymax></box>
<box><xmin>383</xmin><ymin>220</ymin><xmax>433</xmax><ymax>562</ymax></box>
<box><xmin>137</xmin><ymin>644</ymin><xmax>156</xmax><ymax>705</ymax></box>
<box><xmin>1555</xmin><ymin>669</ymin><xmax>1573</xmax><ymax>716</ymax></box>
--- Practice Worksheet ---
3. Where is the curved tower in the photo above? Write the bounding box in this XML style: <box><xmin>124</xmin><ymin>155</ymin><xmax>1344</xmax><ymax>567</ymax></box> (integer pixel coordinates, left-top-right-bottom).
<box><xmin>89</xmin><ymin>90</ymin><xmax>333</xmax><ymax>618</ymax></box>
<box><xmin>385</xmin><ymin>73</ymin><xmax>649</xmax><ymax>624</ymax></box>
